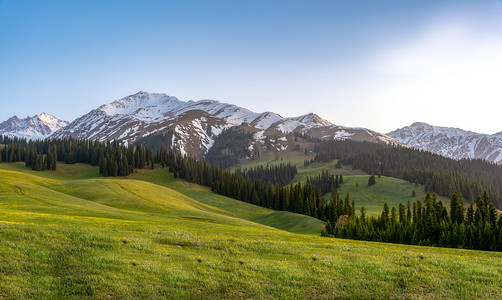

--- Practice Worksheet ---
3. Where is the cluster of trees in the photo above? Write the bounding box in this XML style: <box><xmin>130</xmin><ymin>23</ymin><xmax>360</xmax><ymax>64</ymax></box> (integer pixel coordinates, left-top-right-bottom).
<box><xmin>135</xmin><ymin>130</ymin><xmax>175</xmax><ymax>154</ymax></box>
<box><xmin>313</xmin><ymin>139</ymin><xmax>502</xmax><ymax>209</ymax></box>
<box><xmin>0</xmin><ymin>136</ymin><xmax>154</xmax><ymax>177</ymax></box>
<box><xmin>233</xmin><ymin>163</ymin><xmax>297</xmax><ymax>185</ymax></box>
<box><xmin>313</xmin><ymin>140</ymin><xmax>386</xmax><ymax>163</ymax></box>
<box><xmin>0</xmin><ymin>135</ymin><xmax>26</xmax><ymax>145</ymax></box>
<box><xmin>321</xmin><ymin>191</ymin><xmax>356</xmax><ymax>226</ymax></box>
<box><xmin>0</xmin><ymin>139</ymin><xmax>27</xmax><ymax>163</ymax></box>
<box><xmin>324</xmin><ymin>191</ymin><xmax>502</xmax><ymax>251</ymax></box>
<box><xmin>306</xmin><ymin>170</ymin><xmax>343</xmax><ymax>195</ymax></box>
<box><xmin>25</xmin><ymin>147</ymin><xmax>57</xmax><ymax>171</ymax></box>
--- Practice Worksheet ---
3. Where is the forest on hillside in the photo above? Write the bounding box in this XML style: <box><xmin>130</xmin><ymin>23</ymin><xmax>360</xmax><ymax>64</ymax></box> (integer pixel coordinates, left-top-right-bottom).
<box><xmin>312</xmin><ymin>139</ymin><xmax>502</xmax><ymax>208</ymax></box>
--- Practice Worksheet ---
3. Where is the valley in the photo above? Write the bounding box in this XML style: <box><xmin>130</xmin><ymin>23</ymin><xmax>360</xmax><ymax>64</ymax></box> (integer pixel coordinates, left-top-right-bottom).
<box><xmin>1</xmin><ymin>162</ymin><xmax>501</xmax><ymax>298</ymax></box>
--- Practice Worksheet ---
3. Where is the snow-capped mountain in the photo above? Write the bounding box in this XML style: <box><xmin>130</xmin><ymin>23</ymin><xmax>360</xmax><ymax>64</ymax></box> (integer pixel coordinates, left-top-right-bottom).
<box><xmin>0</xmin><ymin>113</ymin><xmax>69</xmax><ymax>140</ymax></box>
<box><xmin>50</xmin><ymin>91</ymin><xmax>399</xmax><ymax>157</ymax></box>
<box><xmin>387</xmin><ymin>122</ymin><xmax>502</xmax><ymax>164</ymax></box>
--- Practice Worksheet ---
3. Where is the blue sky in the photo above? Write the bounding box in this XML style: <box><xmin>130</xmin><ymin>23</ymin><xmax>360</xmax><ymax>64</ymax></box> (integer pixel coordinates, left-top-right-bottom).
<box><xmin>1</xmin><ymin>0</ymin><xmax>501</xmax><ymax>134</ymax></box>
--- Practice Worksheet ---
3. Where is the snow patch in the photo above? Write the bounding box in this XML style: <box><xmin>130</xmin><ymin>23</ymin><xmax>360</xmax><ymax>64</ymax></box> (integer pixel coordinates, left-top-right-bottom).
<box><xmin>333</xmin><ymin>130</ymin><xmax>354</xmax><ymax>140</ymax></box>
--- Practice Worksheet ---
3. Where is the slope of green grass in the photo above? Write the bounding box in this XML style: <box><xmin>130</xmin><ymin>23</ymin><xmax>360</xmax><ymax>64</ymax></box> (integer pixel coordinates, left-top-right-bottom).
<box><xmin>128</xmin><ymin>168</ymin><xmax>325</xmax><ymax>235</ymax></box>
<box><xmin>1</xmin><ymin>163</ymin><xmax>502</xmax><ymax>298</ymax></box>
<box><xmin>335</xmin><ymin>175</ymin><xmax>431</xmax><ymax>215</ymax></box>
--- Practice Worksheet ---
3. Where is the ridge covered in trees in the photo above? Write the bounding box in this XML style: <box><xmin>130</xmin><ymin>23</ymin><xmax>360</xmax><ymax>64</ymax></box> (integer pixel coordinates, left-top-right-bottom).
<box><xmin>313</xmin><ymin>139</ymin><xmax>502</xmax><ymax>208</ymax></box>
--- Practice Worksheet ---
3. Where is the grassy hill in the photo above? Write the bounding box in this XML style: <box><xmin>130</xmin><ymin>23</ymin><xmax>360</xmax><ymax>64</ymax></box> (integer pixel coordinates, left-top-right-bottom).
<box><xmin>1</xmin><ymin>163</ymin><xmax>502</xmax><ymax>298</ymax></box>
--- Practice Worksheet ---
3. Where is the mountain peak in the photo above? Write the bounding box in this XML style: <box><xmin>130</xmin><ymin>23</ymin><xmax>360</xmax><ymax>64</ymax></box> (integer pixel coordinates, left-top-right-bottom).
<box><xmin>410</xmin><ymin>121</ymin><xmax>431</xmax><ymax>127</ymax></box>
<box><xmin>37</xmin><ymin>112</ymin><xmax>58</xmax><ymax>122</ymax></box>
<box><xmin>290</xmin><ymin>113</ymin><xmax>333</xmax><ymax>127</ymax></box>
<box><xmin>99</xmin><ymin>91</ymin><xmax>182</xmax><ymax>119</ymax></box>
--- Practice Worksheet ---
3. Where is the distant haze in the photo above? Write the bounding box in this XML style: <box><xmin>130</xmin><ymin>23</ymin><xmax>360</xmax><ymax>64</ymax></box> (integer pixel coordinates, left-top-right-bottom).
<box><xmin>1</xmin><ymin>0</ymin><xmax>501</xmax><ymax>134</ymax></box>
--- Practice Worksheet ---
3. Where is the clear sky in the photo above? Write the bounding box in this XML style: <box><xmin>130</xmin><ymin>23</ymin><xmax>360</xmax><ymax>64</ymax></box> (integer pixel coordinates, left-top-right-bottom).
<box><xmin>1</xmin><ymin>0</ymin><xmax>501</xmax><ymax>134</ymax></box>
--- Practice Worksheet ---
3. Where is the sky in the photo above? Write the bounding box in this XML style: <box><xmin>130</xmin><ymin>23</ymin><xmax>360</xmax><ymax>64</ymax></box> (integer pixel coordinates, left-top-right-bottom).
<box><xmin>1</xmin><ymin>0</ymin><xmax>501</xmax><ymax>134</ymax></box>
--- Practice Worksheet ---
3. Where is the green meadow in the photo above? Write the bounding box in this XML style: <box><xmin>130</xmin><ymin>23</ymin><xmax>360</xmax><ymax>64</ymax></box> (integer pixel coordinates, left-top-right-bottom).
<box><xmin>1</xmin><ymin>162</ymin><xmax>501</xmax><ymax>299</ymax></box>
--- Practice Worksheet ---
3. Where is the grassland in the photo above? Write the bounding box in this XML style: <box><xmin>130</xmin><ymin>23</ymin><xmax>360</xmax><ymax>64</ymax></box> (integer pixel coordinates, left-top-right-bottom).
<box><xmin>1</xmin><ymin>162</ymin><xmax>502</xmax><ymax>299</ymax></box>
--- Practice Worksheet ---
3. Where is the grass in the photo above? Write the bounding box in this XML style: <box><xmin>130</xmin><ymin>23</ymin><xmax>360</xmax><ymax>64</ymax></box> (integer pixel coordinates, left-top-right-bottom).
<box><xmin>335</xmin><ymin>175</ymin><xmax>435</xmax><ymax>215</ymax></box>
<box><xmin>128</xmin><ymin>168</ymin><xmax>325</xmax><ymax>235</ymax></box>
<box><xmin>1</xmin><ymin>162</ymin><xmax>502</xmax><ymax>298</ymax></box>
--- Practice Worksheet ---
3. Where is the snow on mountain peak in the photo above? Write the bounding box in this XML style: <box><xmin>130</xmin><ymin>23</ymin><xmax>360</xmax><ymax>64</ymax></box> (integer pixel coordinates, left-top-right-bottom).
<box><xmin>98</xmin><ymin>91</ymin><xmax>182</xmax><ymax>121</ymax></box>
<box><xmin>388</xmin><ymin>122</ymin><xmax>502</xmax><ymax>164</ymax></box>
<box><xmin>0</xmin><ymin>113</ymin><xmax>69</xmax><ymax>140</ymax></box>
<box><xmin>291</xmin><ymin>113</ymin><xmax>333</xmax><ymax>127</ymax></box>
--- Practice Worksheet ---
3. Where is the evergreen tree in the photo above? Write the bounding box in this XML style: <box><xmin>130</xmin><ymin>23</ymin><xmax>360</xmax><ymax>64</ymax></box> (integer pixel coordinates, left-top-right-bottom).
<box><xmin>368</xmin><ymin>175</ymin><xmax>376</xmax><ymax>186</ymax></box>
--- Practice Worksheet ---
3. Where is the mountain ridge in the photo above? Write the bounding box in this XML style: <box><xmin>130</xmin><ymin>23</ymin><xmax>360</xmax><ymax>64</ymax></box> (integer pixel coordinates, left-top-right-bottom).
<box><xmin>48</xmin><ymin>91</ymin><xmax>399</xmax><ymax>157</ymax></box>
<box><xmin>388</xmin><ymin>121</ymin><xmax>502</xmax><ymax>164</ymax></box>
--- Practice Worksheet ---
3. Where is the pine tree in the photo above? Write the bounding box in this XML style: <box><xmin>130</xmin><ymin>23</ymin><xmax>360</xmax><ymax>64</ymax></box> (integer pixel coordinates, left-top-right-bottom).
<box><xmin>382</xmin><ymin>202</ymin><xmax>390</xmax><ymax>225</ymax></box>
<box><xmin>368</xmin><ymin>175</ymin><xmax>376</xmax><ymax>186</ymax></box>
<box><xmin>391</xmin><ymin>207</ymin><xmax>397</xmax><ymax>224</ymax></box>
<box><xmin>360</xmin><ymin>206</ymin><xmax>367</xmax><ymax>223</ymax></box>
<box><xmin>466</xmin><ymin>204</ymin><xmax>474</xmax><ymax>225</ymax></box>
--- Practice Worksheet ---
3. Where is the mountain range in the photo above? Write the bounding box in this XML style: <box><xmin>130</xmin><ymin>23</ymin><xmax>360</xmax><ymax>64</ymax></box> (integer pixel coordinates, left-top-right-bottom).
<box><xmin>387</xmin><ymin>122</ymin><xmax>502</xmax><ymax>164</ymax></box>
<box><xmin>49</xmin><ymin>91</ymin><xmax>397</xmax><ymax>157</ymax></box>
<box><xmin>0</xmin><ymin>113</ymin><xmax>69</xmax><ymax>140</ymax></box>
<box><xmin>1</xmin><ymin>91</ymin><xmax>501</xmax><ymax>164</ymax></box>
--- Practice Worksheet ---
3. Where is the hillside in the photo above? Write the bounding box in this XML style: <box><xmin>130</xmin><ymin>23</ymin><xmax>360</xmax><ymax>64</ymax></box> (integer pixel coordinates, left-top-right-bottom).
<box><xmin>1</xmin><ymin>163</ymin><xmax>502</xmax><ymax>298</ymax></box>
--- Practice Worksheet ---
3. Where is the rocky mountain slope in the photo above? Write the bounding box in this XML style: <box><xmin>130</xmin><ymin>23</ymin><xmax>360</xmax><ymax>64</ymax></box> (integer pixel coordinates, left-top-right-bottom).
<box><xmin>49</xmin><ymin>91</ymin><xmax>399</xmax><ymax>157</ymax></box>
<box><xmin>0</xmin><ymin>113</ymin><xmax>69</xmax><ymax>140</ymax></box>
<box><xmin>388</xmin><ymin>122</ymin><xmax>502</xmax><ymax>164</ymax></box>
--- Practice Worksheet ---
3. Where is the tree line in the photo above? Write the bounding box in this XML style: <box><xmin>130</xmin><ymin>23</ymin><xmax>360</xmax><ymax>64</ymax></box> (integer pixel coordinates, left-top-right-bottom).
<box><xmin>324</xmin><ymin>191</ymin><xmax>502</xmax><ymax>251</ymax></box>
<box><xmin>0</xmin><ymin>136</ymin><xmax>154</xmax><ymax>177</ymax></box>
<box><xmin>306</xmin><ymin>170</ymin><xmax>344</xmax><ymax>196</ymax></box>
